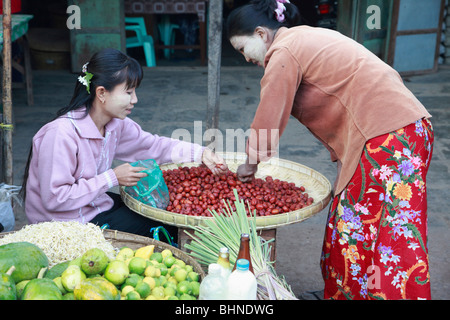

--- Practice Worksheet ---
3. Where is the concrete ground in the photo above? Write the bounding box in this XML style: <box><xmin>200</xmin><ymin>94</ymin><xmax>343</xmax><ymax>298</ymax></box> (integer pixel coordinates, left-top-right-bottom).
<box><xmin>4</xmin><ymin>53</ymin><xmax>449</xmax><ymax>299</ymax></box>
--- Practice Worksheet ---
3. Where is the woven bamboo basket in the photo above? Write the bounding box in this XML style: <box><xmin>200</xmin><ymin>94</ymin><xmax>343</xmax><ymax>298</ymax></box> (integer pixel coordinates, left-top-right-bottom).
<box><xmin>0</xmin><ymin>229</ymin><xmax>205</xmax><ymax>279</ymax></box>
<box><xmin>121</xmin><ymin>152</ymin><xmax>332</xmax><ymax>230</ymax></box>
<box><xmin>102</xmin><ymin>229</ymin><xmax>205</xmax><ymax>279</ymax></box>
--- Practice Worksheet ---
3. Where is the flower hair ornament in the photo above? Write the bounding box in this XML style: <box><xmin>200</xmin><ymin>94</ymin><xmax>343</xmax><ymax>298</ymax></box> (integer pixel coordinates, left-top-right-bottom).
<box><xmin>78</xmin><ymin>62</ymin><xmax>94</xmax><ymax>94</ymax></box>
<box><xmin>274</xmin><ymin>0</ymin><xmax>290</xmax><ymax>23</ymax></box>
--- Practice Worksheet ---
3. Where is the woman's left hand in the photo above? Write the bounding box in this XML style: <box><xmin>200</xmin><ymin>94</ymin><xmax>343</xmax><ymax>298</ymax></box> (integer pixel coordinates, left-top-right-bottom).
<box><xmin>202</xmin><ymin>148</ymin><xmax>228</xmax><ymax>175</ymax></box>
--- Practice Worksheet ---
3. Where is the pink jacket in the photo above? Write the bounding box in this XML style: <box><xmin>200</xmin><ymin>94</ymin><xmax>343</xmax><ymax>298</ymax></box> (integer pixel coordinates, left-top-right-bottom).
<box><xmin>25</xmin><ymin>108</ymin><xmax>204</xmax><ymax>224</ymax></box>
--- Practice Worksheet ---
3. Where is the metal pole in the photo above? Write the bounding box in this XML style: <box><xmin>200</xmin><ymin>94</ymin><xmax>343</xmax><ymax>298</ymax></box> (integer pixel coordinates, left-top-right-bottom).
<box><xmin>205</xmin><ymin>0</ymin><xmax>223</xmax><ymax>147</ymax></box>
<box><xmin>2</xmin><ymin>0</ymin><xmax>13</xmax><ymax>184</ymax></box>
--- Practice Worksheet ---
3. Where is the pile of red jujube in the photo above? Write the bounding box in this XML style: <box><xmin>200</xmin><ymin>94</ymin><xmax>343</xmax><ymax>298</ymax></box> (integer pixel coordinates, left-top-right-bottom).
<box><xmin>162</xmin><ymin>165</ymin><xmax>314</xmax><ymax>217</ymax></box>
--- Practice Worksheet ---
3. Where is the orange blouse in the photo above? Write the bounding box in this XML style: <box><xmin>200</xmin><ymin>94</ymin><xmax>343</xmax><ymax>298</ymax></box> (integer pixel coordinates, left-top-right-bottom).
<box><xmin>247</xmin><ymin>26</ymin><xmax>431</xmax><ymax>194</ymax></box>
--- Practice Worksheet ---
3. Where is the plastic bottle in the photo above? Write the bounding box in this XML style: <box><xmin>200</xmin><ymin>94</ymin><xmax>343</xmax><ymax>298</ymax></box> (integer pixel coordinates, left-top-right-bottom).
<box><xmin>198</xmin><ymin>263</ymin><xmax>227</xmax><ymax>300</ymax></box>
<box><xmin>217</xmin><ymin>247</ymin><xmax>232</xmax><ymax>278</ymax></box>
<box><xmin>232</xmin><ymin>233</ymin><xmax>254</xmax><ymax>273</ymax></box>
<box><xmin>226</xmin><ymin>259</ymin><xmax>257</xmax><ymax>300</ymax></box>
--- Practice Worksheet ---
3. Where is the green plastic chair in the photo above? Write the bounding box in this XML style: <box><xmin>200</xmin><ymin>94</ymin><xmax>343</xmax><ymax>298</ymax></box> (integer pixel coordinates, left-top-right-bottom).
<box><xmin>125</xmin><ymin>17</ymin><xmax>156</xmax><ymax>67</ymax></box>
<box><xmin>158</xmin><ymin>15</ymin><xmax>179</xmax><ymax>60</ymax></box>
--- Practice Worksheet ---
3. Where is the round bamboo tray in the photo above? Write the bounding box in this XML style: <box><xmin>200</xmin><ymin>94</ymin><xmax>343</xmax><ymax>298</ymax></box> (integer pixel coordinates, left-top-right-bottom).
<box><xmin>121</xmin><ymin>152</ymin><xmax>332</xmax><ymax>230</ymax></box>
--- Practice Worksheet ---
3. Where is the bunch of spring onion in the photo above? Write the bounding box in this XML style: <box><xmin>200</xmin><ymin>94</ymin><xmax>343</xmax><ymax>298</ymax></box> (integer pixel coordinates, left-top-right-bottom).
<box><xmin>184</xmin><ymin>189</ymin><xmax>298</xmax><ymax>300</ymax></box>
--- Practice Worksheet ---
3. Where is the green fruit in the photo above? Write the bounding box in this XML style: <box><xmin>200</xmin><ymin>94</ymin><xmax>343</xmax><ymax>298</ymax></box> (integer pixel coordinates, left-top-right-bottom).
<box><xmin>115</xmin><ymin>247</ymin><xmax>134</xmax><ymax>261</ymax></box>
<box><xmin>135</xmin><ymin>281</ymin><xmax>151</xmax><ymax>298</ymax></box>
<box><xmin>167</xmin><ymin>295</ymin><xmax>179</xmax><ymax>300</ymax></box>
<box><xmin>174</xmin><ymin>268</ymin><xmax>188</xmax><ymax>283</ymax></box>
<box><xmin>150</xmin><ymin>252</ymin><xmax>163</xmax><ymax>263</ymax></box>
<box><xmin>0</xmin><ymin>266</ymin><xmax>17</xmax><ymax>300</ymax></box>
<box><xmin>63</xmin><ymin>292</ymin><xmax>75</xmax><ymax>300</ymax></box>
<box><xmin>151</xmin><ymin>286</ymin><xmax>165</xmax><ymax>300</ymax></box>
<box><xmin>80</xmin><ymin>248</ymin><xmax>109</xmax><ymax>275</ymax></box>
<box><xmin>21</xmin><ymin>278</ymin><xmax>63</xmax><ymax>300</ymax></box>
<box><xmin>177</xmin><ymin>280</ymin><xmax>191</xmax><ymax>295</ymax></box>
<box><xmin>124</xmin><ymin>273</ymin><xmax>142</xmax><ymax>287</ymax></box>
<box><xmin>104</xmin><ymin>260</ymin><xmax>129</xmax><ymax>286</ymax></box>
<box><xmin>52</xmin><ymin>277</ymin><xmax>67</xmax><ymax>294</ymax></box>
<box><xmin>61</xmin><ymin>265</ymin><xmax>86</xmax><ymax>292</ymax></box>
<box><xmin>190</xmin><ymin>281</ymin><xmax>200</xmax><ymax>297</ymax></box>
<box><xmin>128</xmin><ymin>257</ymin><xmax>147</xmax><ymax>275</ymax></box>
<box><xmin>164</xmin><ymin>286</ymin><xmax>176</xmax><ymax>297</ymax></box>
<box><xmin>44</xmin><ymin>261</ymin><xmax>70</xmax><ymax>279</ymax></box>
<box><xmin>73</xmin><ymin>277</ymin><xmax>120</xmax><ymax>300</ymax></box>
<box><xmin>126</xmin><ymin>290</ymin><xmax>141</xmax><ymax>300</ymax></box>
<box><xmin>187</xmin><ymin>271</ymin><xmax>199</xmax><ymax>282</ymax></box>
<box><xmin>15</xmin><ymin>280</ymin><xmax>30</xmax><ymax>299</ymax></box>
<box><xmin>69</xmin><ymin>257</ymin><xmax>82</xmax><ymax>267</ymax></box>
<box><xmin>0</xmin><ymin>242</ymin><xmax>49</xmax><ymax>283</ymax></box>
<box><xmin>163</xmin><ymin>256</ymin><xmax>176</xmax><ymax>268</ymax></box>
<box><xmin>179</xmin><ymin>293</ymin><xmax>195</xmax><ymax>300</ymax></box>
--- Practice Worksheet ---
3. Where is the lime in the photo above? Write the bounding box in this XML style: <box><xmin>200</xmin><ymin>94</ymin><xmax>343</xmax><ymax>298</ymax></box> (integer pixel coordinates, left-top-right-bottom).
<box><xmin>187</xmin><ymin>271</ymin><xmax>199</xmax><ymax>282</ymax></box>
<box><xmin>174</xmin><ymin>268</ymin><xmax>188</xmax><ymax>283</ymax></box>
<box><xmin>169</xmin><ymin>265</ymin><xmax>181</xmax><ymax>276</ymax></box>
<box><xmin>145</xmin><ymin>295</ymin><xmax>157</xmax><ymax>300</ymax></box>
<box><xmin>126</xmin><ymin>290</ymin><xmax>141</xmax><ymax>300</ymax></box>
<box><xmin>158</xmin><ymin>275</ymin><xmax>167</xmax><ymax>287</ymax></box>
<box><xmin>104</xmin><ymin>260</ymin><xmax>129</xmax><ymax>286</ymax></box>
<box><xmin>174</xmin><ymin>259</ymin><xmax>186</xmax><ymax>268</ymax></box>
<box><xmin>177</xmin><ymin>280</ymin><xmax>191</xmax><ymax>295</ymax></box>
<box><xmin>142</xmin><ymin>276</ymin><xmax>156</xmax><ymax>289</ymax></box>
<box><xmin>167</xmin><ymin>295</ymin><xmax>179</xmax><ymax>300</ymax></box>
<box><xmin>161</xmin><ymin>249</ymin><xmax>173</xmax><ymax>259</ymax></box>
<box><xmin>135</xmin><ymin>281</ymin><xmax>151</xmax><ymax>298</ymax></box>
<box><xmin>185</xmin><ymin>265</ymin><xmax>193</xmax><ymax>273</ymax></box>
<box><xmin>166</xmin><ymin>276</ymin><xmax>178</xmax><ymax>286</ymax></box>
<box><xmin>124</xmin><ymin>273</ymin><xmax>142</xmax><ymax>287</ymax></box>
<box><xmin>150</xmin><ymin>252</ymin><xmax>163</xmax><ymax>263</ymax></box>
<box><xmin>179</xmin><ymin>293</ymin><xmax>195</xmax><ymax>300</ymax></box>
<box><xmin>121</xmin><ymin>285</ymin><xmax>135</xmax><ymax>297</ymax></box>
<box><xmin>190</xmin><ymin>281</ymin><xmax>200</xmax><ymax>297</ymax></box>
<box><xmin>116</xmin><ymin>247</ymin><xmax>134</xmax><ymax>261</ymax></box>
<box><xmin>164</xmin><ymin>281</ymin><xmax>177</xmax><ymax>290</ymax></box>
<box><xmin>151</xmin><ymin>286</ymin><xmax>165</xmax><ymax>300</ymax></box>
<box><xmin>163</xmin><ymin>256</ymin><xmax>176</xmax><ymax>268</ymax></box>
<box><xmin>144</xmin><ymin>265</ymin><xmax>160</xmax><ymax>278</ymax></box>
<box><xmin>128</xmin><ymin>257</ymin><xmax>147</xmax><ymax>275</ymax></box>
<box><xmin>164</xmin><ymin>286</ymin><xmax>176</xmax><ymax>297</ymax></box>
<box><xmin>158</xmin><ymin>264</ymin><xmax>168</xmax><ymax>276</ymax></box>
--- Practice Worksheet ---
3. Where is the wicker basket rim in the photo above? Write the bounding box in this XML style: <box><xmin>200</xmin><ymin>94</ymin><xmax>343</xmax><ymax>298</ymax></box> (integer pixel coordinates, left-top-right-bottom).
<box><xmin>122</xmin><ymin>153</ymin><xmax>332</xmax><ymax>230</ymax></box>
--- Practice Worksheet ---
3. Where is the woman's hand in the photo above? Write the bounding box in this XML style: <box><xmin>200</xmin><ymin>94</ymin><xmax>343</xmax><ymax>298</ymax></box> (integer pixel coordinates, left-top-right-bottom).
<box><xmin>113</xmin><ymin>163</ymin><xmax>148</xmax><ymax>187</ymax></box>
<box><xmin>236</xmin><ymin>162</ymin><xmax>258</xmax><ymax>182</ymax></box>
<box><xmin>202</xmin><ymin>148</ymin><xmax>228</xmax><ymax>175</ymax></box>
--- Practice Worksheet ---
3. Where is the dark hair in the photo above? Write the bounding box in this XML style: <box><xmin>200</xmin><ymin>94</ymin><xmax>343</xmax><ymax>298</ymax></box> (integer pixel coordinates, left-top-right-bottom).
<box><xmin>226</xmin><ymin>0</ymin><xmax>301</xmax><ymax>39</ymax></box>
<box><xmin>20</xmin><ymin>48</ymin><xmax>143</xmax><ymax>201</ymax></box>
<box><xmin>56</xmin><ymin>48</ymin><xmax>144</xmax><ymax>118</ymax></box>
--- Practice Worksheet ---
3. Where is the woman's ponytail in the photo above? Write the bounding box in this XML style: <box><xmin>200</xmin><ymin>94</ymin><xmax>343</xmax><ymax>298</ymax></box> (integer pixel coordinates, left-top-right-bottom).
<box><xmin>226</xmin><ymin>0</ymin><xmax>301</xmax><ymax>39</ymax></box>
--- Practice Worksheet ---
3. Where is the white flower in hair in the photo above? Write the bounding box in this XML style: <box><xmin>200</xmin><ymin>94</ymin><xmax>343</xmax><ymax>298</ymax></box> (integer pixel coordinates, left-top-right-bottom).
<box><xmin>78</xmin><ymin>75</ymin><xmax>88</xmax><ymax>87</ymax></box>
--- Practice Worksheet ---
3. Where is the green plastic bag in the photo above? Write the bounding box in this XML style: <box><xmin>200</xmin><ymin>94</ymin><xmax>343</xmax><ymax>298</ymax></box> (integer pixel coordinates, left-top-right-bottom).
<box><xmin>124</xmin><ymin>159</ymin><xmax>170</xmax><ymax>209</ymax></box>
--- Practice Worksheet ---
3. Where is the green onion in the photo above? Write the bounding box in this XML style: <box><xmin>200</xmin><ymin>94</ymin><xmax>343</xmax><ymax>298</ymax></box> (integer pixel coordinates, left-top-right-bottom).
<box><xmin>184</xmin><ymin>189</ymin><xmax>298</xmax><ymax>300</ymax></box>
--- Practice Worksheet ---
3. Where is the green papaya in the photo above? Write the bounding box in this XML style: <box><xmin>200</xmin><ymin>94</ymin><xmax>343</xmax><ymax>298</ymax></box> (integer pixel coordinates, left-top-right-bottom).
<box><xmin>73</xmin><ymin>277</ymin><xmax>120</xmax><ymax>300</ymax></box>
<box><xmin>0</xmin><ymin>266</ymin><xmax>17</xmax><ymax>300</ymax></box>
<box><xmin>0</xmin><ymin>242</ymin><xmax>49</xmax><ymax>283</ymax></box>
<box><xmin>21</xmin><ymin>278</ymin><xmax>63</xmax><ymax>300</ymax></box>
<box><xmin>44</xmin><ymin>261</ymin><xmax>70</xmax><ymax>279</ymax></box>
